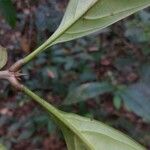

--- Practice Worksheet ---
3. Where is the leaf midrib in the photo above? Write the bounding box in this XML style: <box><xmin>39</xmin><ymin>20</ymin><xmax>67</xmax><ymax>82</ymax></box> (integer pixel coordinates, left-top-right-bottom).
<box><xmin>82</xmin><ymin>131</ymin><xmax>142</xmax><ymax>150</ymax></box>
<box><xmin>65</xmin><ymin>115</ymin><xmax>143</xmax><ymax>149</ymax></box>
<box><xmin>85</xmin><ymin>1</ymin><xmax>150</xmax><ymax>19</ymax></box>
<box><xmin>66</xmin><ymin>3</ymin><xmax>150</xmax><ymax>34</ymax></box>
<box><xmin>60</xmin><ymin>112</ymin><xmax>94</xmax><ymax>150</ymax></box>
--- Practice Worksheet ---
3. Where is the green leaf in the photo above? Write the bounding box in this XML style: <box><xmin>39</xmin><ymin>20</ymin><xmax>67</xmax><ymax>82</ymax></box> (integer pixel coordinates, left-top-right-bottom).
<box><xmin>0</xmin><ymin>0</ymin><xmax>17</xmax><ymax>27</ymax></box>
<box><xmin>45</xmin><ymin>0</ymin><xmax>150</xmax><ymax>47</ymax></box>
<box><xmin>113</xmin><ymin>94</ymin><xmax>122</xmax><ymax>110</ymax></box>
<box><xmin>0</xmin><ymin>46</ymin><xmax>8</xmax><ymax>70</ymax></box>
<box><xmin>23</xmin><ymin>87</ymin><xmax>146</xmax><ymax>150</ymax></box>
<box><xmin>0</xmin><ymin>144</ymin><xmax>7</xmax><ymax>150</ymax></box>
<box><xmin>64</xmin><ymin>82</ymin><xmax>113</xmax><ymax>105</ymax></box>
<box><xmin>120</xmin><ymin>82</ymin><xmax>150</xmax><ymax>122</ymax></box>
<box><xmin>23</xmin><ymin>0</ymin><xmax>150</xmax><ymax>64</ymax></box>
<box><xmin>60</xmin><ymin>112</ymin><xmax>145</xmax><ymax>150</ymax></box>
<box><xmin>18</xmin><ymin>130</ymin><xmax>33</xmax><ymax>140</ymax></box>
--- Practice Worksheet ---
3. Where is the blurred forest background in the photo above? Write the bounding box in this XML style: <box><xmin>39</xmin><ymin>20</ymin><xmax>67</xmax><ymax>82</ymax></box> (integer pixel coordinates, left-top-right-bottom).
<box><xmin>0</xmin><ymin>0</ymin><xmax>150</xmax><ymax>150</ymax></box>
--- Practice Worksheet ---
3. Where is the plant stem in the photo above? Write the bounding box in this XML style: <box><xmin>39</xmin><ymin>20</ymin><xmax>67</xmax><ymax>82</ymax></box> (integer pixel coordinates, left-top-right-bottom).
<box><xmin>0</xmin><ymin>70</ymin><xmax>23</xmax><ymax>90</ymax></box>
<box><xmin>21</xmin><ymin>20</ymin><xmax>71</xmax><ymax>65</ymax></box>
<box><xmin>22</xmin><ymin>41</ymin><xmax>49</xmax><ymax>64</ymax></box>
<box><xmin>0</xmin><ymin>70</ymin><xmax>9</xmax><ymax>80</ymax></box>
<box><xmin>22</xmin><ymin>29</ymin><xmax>61</xmax><ymax>65</ymax></box>
<box><xmin>9</xmin><ymin>59</ymin><xmax>24</xmax><ymax>72</ymax></box>
<box><xmin>22</xmin><ymin>85</ymin><xmax>62</xmax><ymax>120</ymax></box>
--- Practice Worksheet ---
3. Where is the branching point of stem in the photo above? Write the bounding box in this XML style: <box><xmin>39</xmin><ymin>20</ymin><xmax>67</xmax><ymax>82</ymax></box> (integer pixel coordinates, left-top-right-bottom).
<box><xmin>9</xmin><ymin>59</ymin><xmax>24</xmax><ymax>72</ymax></box>
<box><xmin>0</xmin><ymin>59</ymin><xmax>26</xmax><ymax>90</ymax></box>
<box><xmin>0</xmin><ymin>70</ymin><xmax>23</xmax><ymax>90</ymax></box>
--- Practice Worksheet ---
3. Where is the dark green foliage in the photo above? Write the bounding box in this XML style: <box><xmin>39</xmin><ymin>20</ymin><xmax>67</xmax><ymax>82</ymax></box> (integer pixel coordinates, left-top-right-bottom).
<box><xmin>0</xmin><ymin>0</ymin><xmax>16</xmax><ymax>27</ymax></box>
<box><xmin>120</xmin><ymin>83</ymin><xmax>150</xmax><ymax>122</ymax></box>
<box><xmin>120</xmin><ymin>64</ymin><xmax>150</xmax><ymax>122</ymax></box>
<box><xmin>64</xmin><ymin>82</ymin><xmax>113</xmax><ymax>105</ymax></box>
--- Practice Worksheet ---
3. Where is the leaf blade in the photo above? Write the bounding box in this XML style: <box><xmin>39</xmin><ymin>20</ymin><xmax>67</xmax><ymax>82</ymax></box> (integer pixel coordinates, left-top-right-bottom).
<box><xmin>23</xmin><ymin>86</ymin><xmax>146</xmax><ymax>150</ymax></box>
<box><xmin>60</xmin><ymin>112</ymin><xmax>146</xmax><ymax>150</ymax></box>
<box><xmin>120</xmin><ymin>83</ymin><xmax>150</xmax><ymax>122</ymax></box>
<box><xmin>45</xmin><ymin>0</ymin><xmax>150</xmax><ymax>46</ymax></box>
<box><xmin>64</xmin><ymin>82</ymin><xmax>113</xmax><ymax>105</ymax></box>
<box><xmin>0</xmin><ymin>46</ymin><xmax>8</xmax><ymax>70</ymax></box>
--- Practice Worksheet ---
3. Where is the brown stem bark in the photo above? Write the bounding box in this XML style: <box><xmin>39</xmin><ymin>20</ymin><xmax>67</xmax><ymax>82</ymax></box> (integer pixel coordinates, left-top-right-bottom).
<box><xmin>9</xmin><ymin>59</ymin><xmax>24</xmax><ymax>72</ymax></box>
<box><xmin>0</xmin><ymin>70</ymin><xmax>23</xmax><ymax>90</ymax></box>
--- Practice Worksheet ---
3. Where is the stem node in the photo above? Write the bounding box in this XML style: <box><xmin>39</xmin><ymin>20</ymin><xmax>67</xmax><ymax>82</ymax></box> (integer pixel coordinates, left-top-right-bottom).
<box><xmin>0</xmin><ymin>70</ymin><xmax>23</xmax><ymax>90</ymax></box>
